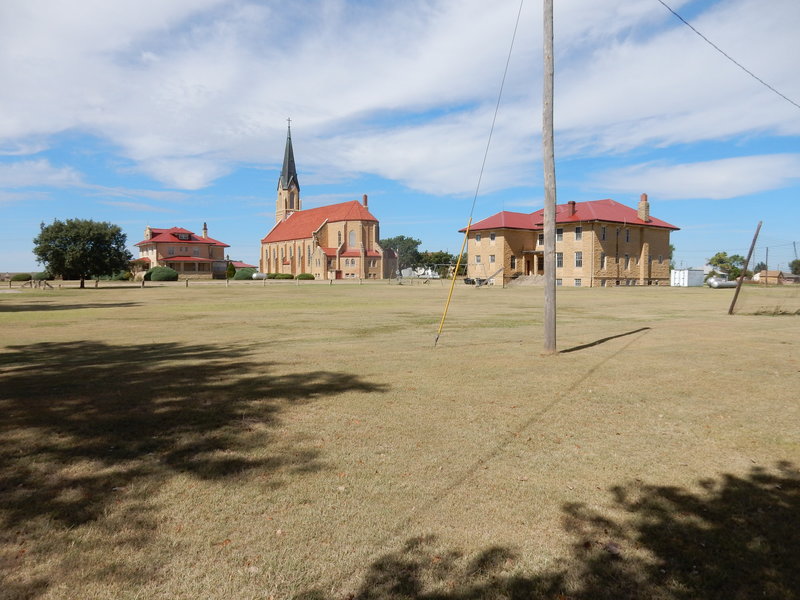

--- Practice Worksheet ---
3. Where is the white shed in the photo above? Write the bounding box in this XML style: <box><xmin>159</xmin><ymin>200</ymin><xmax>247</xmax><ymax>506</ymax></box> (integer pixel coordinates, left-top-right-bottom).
<box><xmin>670</xmin><ymin>268</ymin><xmax>705</xmax><ymax>287</ymax></box>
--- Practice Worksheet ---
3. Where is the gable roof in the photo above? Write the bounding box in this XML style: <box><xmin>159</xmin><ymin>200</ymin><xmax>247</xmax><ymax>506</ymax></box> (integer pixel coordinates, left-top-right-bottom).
<box><xmin>231</xmin><ymin>261</ymin><xmax>257</xmax><ymax>269</ymax></box>
<box><xmin>135</xmin><ymin>227</ymin><xmax>230</xmax><ymax>247</ymax></box>
<box><xmin>262</xmin><ymin>200</ymin><xmax>378</xmax><ymax>243</ymax></box>
<box><xmin>462</xmin><ymin>199</ymin><xmax>679</xmax><ymax>232</ymax></box>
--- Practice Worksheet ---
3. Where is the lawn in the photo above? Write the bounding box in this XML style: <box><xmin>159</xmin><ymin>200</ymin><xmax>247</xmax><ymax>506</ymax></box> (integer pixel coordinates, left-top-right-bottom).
<box><xmin>1</xmin><ymin>281</ymin><xmax>798</xmax><ymax>599</ymax></box>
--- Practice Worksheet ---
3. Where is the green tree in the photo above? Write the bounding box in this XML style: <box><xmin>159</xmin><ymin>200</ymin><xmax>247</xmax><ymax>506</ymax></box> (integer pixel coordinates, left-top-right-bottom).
<box><xmin>708</xmin><ymin>252</ymin><xmax>749</xmax><ymax>279</ymax></box>
<box><xmin>669</xmin><ymin>244</ymin><xmax>676</xmax><ymax>270</ymax></box>
<box><xmin>226</xmin><ymin>261</ymin><xmax>236</xmax><ymax>279</ymax></box>
<box><xmin>753</xmin><ymin>261</ymin><xmax>768</xmax><ymax>274</ymax></box>
<box><xmin>380</xmin><ymin>235</ymin><xmax>422</xmax><ymax>271</ymax></box>
<box><xmin>33</xmin><ymin>219</ymin><xmax>132</xmax><ymax>288</ymax></box>
<box><xmin>790</xmin><ymin>259</ymin><xmax>800</xmax><ymax>275</ymax></box>
<box><xmin>417</xmin><ymin>250</ymin><xmax>452</xmax><ymax>276</ymax></box>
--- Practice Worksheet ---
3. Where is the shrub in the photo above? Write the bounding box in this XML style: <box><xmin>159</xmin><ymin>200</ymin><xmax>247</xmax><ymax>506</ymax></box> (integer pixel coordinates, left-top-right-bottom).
<box><xmin>11</xmin><ymin>273</ymin><xmax>32</xmax><ymax>282</ymax></box>
<box><xmin>266</xmin><ymin>273</ymin><xmax>278</xmax><ymax>279</ymax></box>
<box><xmin>296</xmin><ymin>273</ymin><xmax>315</xmax><ymax>280</ymax></box>
<box><xmin>233</xmin><ymin>267</ymin><xmax>257</xmax><ymax>280</ymax></box>
<box><xmin>144</xmin><ymin>266</ymin><xmax>179</xmax><ymax>281</ymax></box>
<box><xmin>33</xmin><ymin>271</ymin><xmax>53</xmax><ymax>281</ymax></box>
<box><xmin>226</xmin><ymin>262</ymin><xmax>236</xmax><ymax>279</ymax></box>
<box><xmin>274</xmin><ymin>273</ymin><xmax>294</xmax><ymax>280</ymax></box>
<box><xmin>112</xmin><ymin>271</ymin><xmax>132</xmax><ymax>281</ymax></box>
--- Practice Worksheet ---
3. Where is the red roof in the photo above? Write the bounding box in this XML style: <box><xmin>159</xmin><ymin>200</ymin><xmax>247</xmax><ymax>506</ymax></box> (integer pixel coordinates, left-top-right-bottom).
<box><xmin>130</xmin><ymin>256</ymin><xmax>151</xmax><ymax>263</ymax></box>
<box><xmin>135</xmin><ymin>226</ymin><xmax>230</xmax><ymax>248</ymax></box>
<box><xmin>462</xmin><ymin>199</ymin><xmax>679</xmax><ymax>232</ymax></box>
<box><xmin>231</xmin><ymin>261</ymin><xmax>256</xmax><ymax>269</ymax></box>
<box><xmin>262</xmin><ymin>200</ymin><xmax>378</xmax><ymax>243</ymax></box>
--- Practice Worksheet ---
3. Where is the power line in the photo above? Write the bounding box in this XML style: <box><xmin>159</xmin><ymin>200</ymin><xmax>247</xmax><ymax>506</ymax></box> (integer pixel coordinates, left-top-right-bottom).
<box><xmin>655</xmin><ymin>0</ymin><xmax>800</xmax><ymax>111</ymax></box>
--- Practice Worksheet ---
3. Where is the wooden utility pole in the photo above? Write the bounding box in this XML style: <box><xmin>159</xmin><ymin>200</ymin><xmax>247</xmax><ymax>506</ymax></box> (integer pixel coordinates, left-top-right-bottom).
<box><xmin>542</xmin><ymin>0</ymin><xmax>557</xmax><ymax>353</ymax></box>
<box><xmin>729</xmin><ymin>221</ymin><xmax>761</xmax><ymax>315</ymax></box>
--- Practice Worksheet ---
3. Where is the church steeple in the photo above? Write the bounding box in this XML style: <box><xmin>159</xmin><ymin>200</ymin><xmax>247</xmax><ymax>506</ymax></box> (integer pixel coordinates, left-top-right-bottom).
<box><xmin>276</xmin><ymin>119</ymin><xmax>300</xmax><ymax>222</ymax></box>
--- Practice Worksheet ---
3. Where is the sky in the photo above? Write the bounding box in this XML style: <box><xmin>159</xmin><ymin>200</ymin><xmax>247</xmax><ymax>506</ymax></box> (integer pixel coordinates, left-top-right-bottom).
<box><xmin>1</xmin><ymin>0</ymin><xmax>798</xmax><ymax>273</ymax></box>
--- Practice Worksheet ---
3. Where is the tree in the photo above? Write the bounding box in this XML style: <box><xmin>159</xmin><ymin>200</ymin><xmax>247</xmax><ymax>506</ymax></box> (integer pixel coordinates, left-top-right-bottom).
<box><xmin>791</xmin><ymin>259</ymin><xmax>800</xmax><ymax>275</ymax></box>
<box><xmin>33</xmin><ymin>219</ymin><xmax>132</xmax><ymax>288</ymax></box>
<box><xmin>419</xmin><ymin>250</ymin><xmax>460</xmax><ymax>278</ymax></box>
<box><xmin>668</xmin><ymin>244</ymin><xmax>676</xmax><ymax>270</ymax></box>
<box><xmin>753</xmin><ymin>261</ymin><xmax>768</xmax><ymax>274</ymax></box>
<box><xmin>379</xmin><ymin>235</ymin><xmax>421</xmax><ymax>271</ymax></box>
<box><xmin>708</xmin><ymin>251</ymin><xmax>748</xmax><ymax>279</ymax></box>
<box><xmin>226</xmin><ymin>261</ymin><xmax>236</xmax><ymax>279</ymax></box>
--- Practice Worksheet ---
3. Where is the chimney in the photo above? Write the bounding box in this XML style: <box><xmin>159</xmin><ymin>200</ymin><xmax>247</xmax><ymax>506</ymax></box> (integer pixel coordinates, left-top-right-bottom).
<box><xmin>202</xmin><ymin>222</ymin><xmax>208</xmax><ymax>239</ymax></box>
<box><xmin>144</xmin><ymin>225</ymin><xmax>152</xmax><ymax>240</ymax></box>
<box><xmin>568</xmin><ymin>200</ymin><xmax>576</xmax><ymax>216</ymax></box>
<box><xmin>362</xmin><ymin>194</ymin><xmax>368</xmax><ymax>208</ymax></box>
<box><xmin>637</xmin><ymin>193</ymin><xmax>650</xmax><ymax>222</ymax></box>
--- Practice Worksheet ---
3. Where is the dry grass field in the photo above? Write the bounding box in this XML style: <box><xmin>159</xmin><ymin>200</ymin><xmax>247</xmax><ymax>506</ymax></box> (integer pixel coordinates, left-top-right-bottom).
<box><xmin>1</xmin><ymin>281</ymin><xmax>798</xmax><ymax>599</ymax></box>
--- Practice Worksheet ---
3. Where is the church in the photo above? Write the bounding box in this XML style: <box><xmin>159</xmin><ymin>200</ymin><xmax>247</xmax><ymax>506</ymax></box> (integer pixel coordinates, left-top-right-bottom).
<box><xmin>259</xmin><ymin>124</ymin><xmax>397</xmax><ymax>280</ymax></box>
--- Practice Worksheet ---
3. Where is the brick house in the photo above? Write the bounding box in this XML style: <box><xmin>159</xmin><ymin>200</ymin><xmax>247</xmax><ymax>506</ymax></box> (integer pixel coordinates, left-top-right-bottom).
<box><xmin>133</xmin><ymin>223</ymin><xmax>230</xmax><ymax>279</ymax></box>
<box><xmin>462</xmin><ymin>194</ymin><xmax>678</xmax><ymax>287</ymax></box>
<box><xmin>259</xmin><ymin>124</ymin><xmax>397</xmax><ymax>280</ymax></box>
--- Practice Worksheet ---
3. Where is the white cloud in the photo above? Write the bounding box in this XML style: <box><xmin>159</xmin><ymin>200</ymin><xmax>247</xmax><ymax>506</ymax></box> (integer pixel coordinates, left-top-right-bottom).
<box><xmin>0</xmin><ymin>0</ymin><xmax>797</xmax><ymax>195</ymax></box>
<box><xmin>135</xmin><ymin>158</ymin><xmax>232</xmax><ymax>190</ymax></box>
<box><xmin>0</xmin><ymin>159</ymin><xmax>82</xmax><ymax>187</ymax></box>
<box><xmin>593</xmin><ymin>154</ymin><xmax>800</xmax><ymax>200</ymax></box>
<box><xmin>100</xmin><ymin>200</ymin><xmax>175</xmax><ymax>212</ymax></box>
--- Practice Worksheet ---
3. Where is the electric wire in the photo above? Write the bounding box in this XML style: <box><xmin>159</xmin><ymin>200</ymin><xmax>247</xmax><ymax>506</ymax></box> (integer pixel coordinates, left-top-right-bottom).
<box><xmin>434</xmin><ymin>0</ymin><xmax>525</xmax><ymax>347</ymax></box>
<box><xmin>656</xmin><ymin>0</ymin><xmax>800</xmax><ymax>110</ymax></box>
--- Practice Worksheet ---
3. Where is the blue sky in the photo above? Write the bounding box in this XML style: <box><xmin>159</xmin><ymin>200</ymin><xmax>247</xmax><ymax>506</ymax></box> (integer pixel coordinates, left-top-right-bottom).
<box><xmin>1</xmin><ymin>0</ymin><xmax>798</xmax><ymax>273</ymax></box>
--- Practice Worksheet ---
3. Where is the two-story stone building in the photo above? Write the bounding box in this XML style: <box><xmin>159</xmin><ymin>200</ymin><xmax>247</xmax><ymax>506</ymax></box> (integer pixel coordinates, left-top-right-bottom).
<box><xmin>133</xmin><ymin>223</ymin><xmax>230</xmax><ymax>279</ymax></box>
<box><xmin>463</xmin><ymin>194</ymin><xmax>678</xmax><ymax>287</ymax></box>
<box><xmin>259</xmin><ymin>125</ymin><xmax>397</xmax><ymax>280</ymax></box>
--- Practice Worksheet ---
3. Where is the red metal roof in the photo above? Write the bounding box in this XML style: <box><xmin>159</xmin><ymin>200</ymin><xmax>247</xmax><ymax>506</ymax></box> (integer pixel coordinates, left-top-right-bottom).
<box><xmin>231</xmin><ymin>261</ymin><xmax>256</xmax><ymax>269</ymax></box>
<box><xmin>131</xmin><ymin>256</ymin><xmax>151</xmax><ymax>263</ymax></box>
<box><xmin>135</xmin><ymin>226</ymin><xmax>230</xmax><ymax>248</ymax></box>
<box><xmin>460</xmin><ymin>211</ymin><xmax>537</xmax><ymax>232</ymax></box>
<box><xmin>463</xmin><ymin>199</ymin><xmax>679</xmax><ymax>232</ymax></box>
<box><xmin>262</xmin><ymin>200</ymin><xmax>378</xmax><ymax>243</ymax></box>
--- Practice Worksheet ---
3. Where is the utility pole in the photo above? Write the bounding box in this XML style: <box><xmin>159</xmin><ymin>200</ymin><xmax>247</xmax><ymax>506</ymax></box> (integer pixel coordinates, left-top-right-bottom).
<box><xmin>542</xmin><ymin>0</ymin><xmax>557</xmax><ymax>354</ymax></box>
<box><xmin>729</xmin><ymin>221</ymin><xmax>761</xmax><ymax>315</ymax></box>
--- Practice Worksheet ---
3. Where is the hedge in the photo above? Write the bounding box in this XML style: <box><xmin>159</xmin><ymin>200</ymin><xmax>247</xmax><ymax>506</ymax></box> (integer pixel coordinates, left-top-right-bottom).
<box><xmin>233</xmin><ymin>267</ymin><xmax>257</xmax><ymax>280</ymax></box>
<box><xmin>11</xmin><ymin>273</ymin><xmax>32</xmax><ymax>282</ymax></box>
<box><xmin>33</xmin><ymin>272</ymin><xmax>53</xmax><ymax>281</ymax></box>
<box><xmin>144</xmin><ymin>266</ymin><xmax>179</xmax><ymax>281</ymax></box>
<box><xmin>274</xmin><ymin>273</ymin><xmax>294</xmax><ymax>279</ymax></box>
<box><xmin>296</xmin><ymin>273</ymin><xmax>315</xmax><ymax>280</ymax></box>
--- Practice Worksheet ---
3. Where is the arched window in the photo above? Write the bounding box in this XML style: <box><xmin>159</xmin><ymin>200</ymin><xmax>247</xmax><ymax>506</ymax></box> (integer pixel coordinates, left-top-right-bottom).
<box><xmin>349</xmin><ymin>230</ymin><xmax>356</xmax><ymax>247</ymax></box>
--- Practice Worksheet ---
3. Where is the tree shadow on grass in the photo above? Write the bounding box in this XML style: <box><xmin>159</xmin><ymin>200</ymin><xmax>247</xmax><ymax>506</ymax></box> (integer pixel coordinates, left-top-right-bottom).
<box><xmin>300</xmin><ymin>462</ymin><xmax>800</xmax><ymax>599</ymax></box>
<box><xmin>0</xmin><ymin>301</ymin><xmax>142</xmax><ymax>312</ymax></box>
<box><xmin>0</xmin><ymin>340</ymin><xmax>387</xmax><ymax>597</ymax></box>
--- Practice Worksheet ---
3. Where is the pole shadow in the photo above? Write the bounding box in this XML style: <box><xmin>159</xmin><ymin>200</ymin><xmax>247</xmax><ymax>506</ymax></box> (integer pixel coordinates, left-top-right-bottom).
<box><xmin>560</xmin><ymin>327</ymin><xmax>651</xmax><ymax>354</ymax></box>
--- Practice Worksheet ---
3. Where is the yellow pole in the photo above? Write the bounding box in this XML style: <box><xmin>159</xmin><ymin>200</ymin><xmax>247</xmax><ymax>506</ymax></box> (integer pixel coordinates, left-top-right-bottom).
<box><xmin>434</xmin><ymin>218</ymin><xmax>471</xmax><ymax>347</ymax></box>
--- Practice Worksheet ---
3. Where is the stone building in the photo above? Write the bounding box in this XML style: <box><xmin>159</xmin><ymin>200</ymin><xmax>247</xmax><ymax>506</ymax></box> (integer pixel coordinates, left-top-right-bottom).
<box><xmin>259</xmin><ymin>125</ymin><xmax>397</xmax><ymax>280</ymax></box>
<box><xmin>133</xmin><ymin>224</ymin><xmax>230</xmax><ymax>279</ymax></box>
<box><xmin>462</xmin><ymin>195</ymin><xmax>678</xmax><ymax>287</ymax></box>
